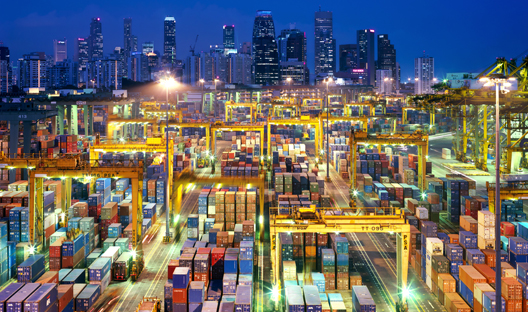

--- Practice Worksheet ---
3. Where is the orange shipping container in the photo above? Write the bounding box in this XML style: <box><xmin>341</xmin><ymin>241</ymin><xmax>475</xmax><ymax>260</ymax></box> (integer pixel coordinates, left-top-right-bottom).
<box><xmin>502</xmin><ymin>262</ymin><xmax>515</xmax><ymax>277</ymax></box>
<box><xmin>459</xmin><ymin>265</ymin><xmax>486</xmax><ymax>291</ymax></box>
<box><xmin>437</xmin><ymin>273</ymin><xmax>456</xmax><ymax>293</ymax></box>
<box><xmin>505</xmin><ymin>299</ymin><xmax>522</xmax><ymax>312</ymax></box>
<box><xmin>460</xmin><ymin>216</ymin><xmax>478</xmax><ymax>234</ymax></box>
<box><xmin>481</xmin><ymin>249</ymin><xmax>496</xmax><ymax>268</ymax></box>
<box><xmin>503</xmin><ymin>277</ymin><xmax>523</xmax><ymax>300</ymax></box>
<box><xmin>444</xmin><ymin>293</ymin><xmax>471</xmax><ymax>312</ymax></box>
<box><xmin>448</xmin><ymin>234</ymin><xmax>459</xmax><ymax>244</ymax></box>
<box><xmin>473</xmin><ymin>264</ymin><xmax>496</xmax><ymax>284</ymax></box>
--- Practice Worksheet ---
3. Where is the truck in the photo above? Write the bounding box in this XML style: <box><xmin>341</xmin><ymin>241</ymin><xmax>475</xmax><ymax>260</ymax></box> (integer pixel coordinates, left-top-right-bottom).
<box><xmin>113</xmin><ymin>252</ymin><xmax>132</xmax><ymax>281</ymax></box>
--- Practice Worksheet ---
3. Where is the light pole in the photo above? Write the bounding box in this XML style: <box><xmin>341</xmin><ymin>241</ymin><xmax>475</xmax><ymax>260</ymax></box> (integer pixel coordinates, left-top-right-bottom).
<box><xmin>286</xmin><ymin>77</ymin><xmax>292</xmax><ymax>98</ymax></box>
<box><xmin>324</xmin><ymin>77</ymin><xmax>333</xmax><ymax>182</ymax></box>
<box><xmin>213</xmin><ymin>78</ymin><xmax>219</xmax><ymax>116</ymax></box>
<box><xmin>199</xmin><ymin>79</ymin><xmax>205</xmax><ymax>112</ymax></box>
<box><xmin>160</xmin><ymin>75</ymin><xmax>176</xmax><ymax>241</ymax></box>
<box><xmin>479</xmin><ymin>74</ymin><xmax>515</xmax><ymax>312</ymax></box>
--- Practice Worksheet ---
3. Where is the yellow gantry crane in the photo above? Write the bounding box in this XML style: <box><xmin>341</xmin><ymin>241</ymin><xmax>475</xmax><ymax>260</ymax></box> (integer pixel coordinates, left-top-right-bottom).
<box><xmin>170</xmin><ymin>170</ymin><xmax>266</xmax><ymax>241</ymax></box>
<box><xmin>319</xmin><ymin>115</ymin><xmax>369</xmax><ymax>156</ymax></box>
<box><xmin>159</xmin><ymin>122</ymin><xmax>211</xmax><ymax>151</ymax></box>
<box><xmin>142</xmin><ymin>107</ymin><xmax>184</xmax><ymax>123</ymax></box>
<box><xmin>224</xmin><ymin>101</ymin><xmax>258</xmax><ymax>123</ymax></box>
<box><xmin>0</xmin><ymin>153</ymin><xmax>145</xmax><ymax>250</ymax></box>
<box><xmin>267</xmin><ymin>118</ymin><xmax>322</xmax><ymax>156</ymax></box>
<box><xmin>301</xmin><ymin>98</ymin><xmax>323</xmax><ymax>110</ymax></box>
<box><xmin>344</xmin><ymin>103</ymin><xmax>374</xmax><ymax>117</ymax></box>
<box><xmin>486</xmin><ymin>181</ymin><xmax>528</xmax><ymax>213</ymax></box>
<box><xmin>107</xmin><ymin>116</ymin><xmax>159</xmax><ymax>140</ymax></box>
<box><xmin>210</xmin><ymin>122</ymin><xmax>265</xmax><ymax>155</ymax></box>
<box><xmin>349</xmin><ymin>130</ymin><xmax>429</xmax><ymax>191</ymax></box>
<box><xmin>269</xmin><ymin>206</ymin><xmax>410</xmax><ymax>303</ymax></box>
<box><xmin>271</xmin><ymin>103</ymin><xmax>301</xmax><ymax>118</ymax></box>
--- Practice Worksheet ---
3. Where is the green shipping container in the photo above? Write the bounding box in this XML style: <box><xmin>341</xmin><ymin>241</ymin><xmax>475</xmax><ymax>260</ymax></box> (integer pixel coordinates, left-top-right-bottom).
<box><xmin>103</xmin><ymin>238</ymin><xmax>117</xmax><ymax>252</ymax></box>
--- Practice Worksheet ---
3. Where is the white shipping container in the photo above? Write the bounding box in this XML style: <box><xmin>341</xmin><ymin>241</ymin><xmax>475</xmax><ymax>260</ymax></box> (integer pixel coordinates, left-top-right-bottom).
<box><xmin>426</xmin><ymin>262</ymin><xmax>432</xmax><ymax>277</ymax></box>
<box><xmin>44</xmin><ymin>214</ymin><xmax>56</xmax><ymax>229</ymax></box>
<box><xmin>478</xmin><ymin>211</ymin><xmax>495</xmax><ymax>227</ymax></box>
<box><xmin>416</xmin><ymin>207</ymin><xmax>429</xmax><ymax>220</ymax></box>
<box><xmin>426</xmin><ymin>274</ymin><xmax>432</xmax><ymax>290</ymax></box>
<box><xmin>426</xmin><ymin>237</ymin><xmax>444</xmax><ymax>255</ymax></box>
<box><xmin>478</xmin><ymin>224</ymin><xmax>495</xmax><ymax>240</ymax></box>
<box><xmin>208</xmin><ymin>205</ymin><xmax>215</xmax><ymax>216</ymax></box>
<box><xmin>477</xmin><ymin>236</ymin><xmax>495</xmax><ymax>250</ymax></box>
<box><xmin>101</xmin><ymin>246</ymin><xmax>120</xmax><ymax>264</ymax></box>
<box><xmin>474</xmin><ymin>283</ymin><xmax>494</xmax><ymax>305</ymax></box>
<box><xmin>199</xmin><ymin>214</ymin><xmax>207</xmax><ymax>234</ymax></box>
<box><xmin>282</xmin><ymin>261</ymin><xmax>297</xmax><ymax>281</ymax></box>
<box><xmin>187</xmin><ymin>228</ymin><xmax>198</xmax><ymax>239</ymax></box>
<box><xmin>504</xmin><ymin>269</ymin><xmax>516</xmax><ymax>278</ymax></box>
<box><xmin>442</xmin><ymin>148</ymin><xmax>451</xmax><ymax>156</ymax></box>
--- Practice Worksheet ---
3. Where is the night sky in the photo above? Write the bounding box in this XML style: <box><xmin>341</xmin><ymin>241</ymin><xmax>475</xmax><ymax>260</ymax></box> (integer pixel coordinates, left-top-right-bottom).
<box><xmin>1</xmin><ymin>0</ymin><xmax>527</xmax><ymax>80</ymax></box>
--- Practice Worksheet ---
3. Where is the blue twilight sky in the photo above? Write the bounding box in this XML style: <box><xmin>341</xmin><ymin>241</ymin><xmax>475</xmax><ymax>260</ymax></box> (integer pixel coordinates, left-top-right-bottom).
<box><xmin>1</xmin><ymin>0</ymin><xmax>527</xmax><ymax>81</ymax></box>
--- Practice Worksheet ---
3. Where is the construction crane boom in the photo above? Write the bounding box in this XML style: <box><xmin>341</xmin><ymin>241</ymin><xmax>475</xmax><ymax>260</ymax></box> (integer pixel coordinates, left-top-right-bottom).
<box><xmin>190</xmin><ymin>35</ymin><xmax>199</xmax><ymax>56</ymax></box>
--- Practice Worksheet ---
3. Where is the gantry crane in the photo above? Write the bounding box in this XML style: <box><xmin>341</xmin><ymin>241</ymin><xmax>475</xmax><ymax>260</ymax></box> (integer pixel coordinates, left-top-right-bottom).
<box><xmin>267</xmin><ymin>118</ymin><xmax>322</xmax><ymax>158</ymax></box>
<box><xmin>159</xmin><ymin>122</ymin><xmax>211</xmax><ymax>151</ymax></box>
<box><xmin>269</xmin><ymin>205</ymin><xmax>410</xmax><ymax>303</ymax></box>
<box><xmin>301</xmin><ymin>98</ymin><xmax>323</xmax><ymax>111</ymax></box>
<box><xmin>270</xmin><ymin>103</ymin><xmax>301</xmax><ymax>118</ymax></box>
<box><xmin>210</xmin><ymin>122</ymin><xmax>265</xmax><ymax>156</ymax></box>
<box><xmin>319</xmin><ymin>115</ymin><xmax>369</xmax><ymax>157</ymax></box>
<box><xmin>344</xmin><ymin>103</ymin><xmax>374</xmax><ymax>117</ymax></box>
<box><xmin>107</xmin><ymin>116</ymin><xmax>159</xmax><ymax>141</ymax></box>
<box><xmin>327</xmin><ymin>93</ymin><xmax>345</xmax><ymax>107</ymax></box>
<box><xmin>349</xmin><ymin>130</ymin><xmax>429</xmax><ymax>191</ymax></box>
<box><xmin>170</xmin><ymin>170</ymin><xmax>266</xmax><ymax>242</ymax></box>
<box><xmin>142</xmin><ymin>107</ymin><xmax>184</xmax><ymax>123</ymax></box>
<box><xmin>224</xmin><ymin>101</ymin><xmax>258</xmax><ymax>123</ymax></box>
<box><xmin>486</xmin><ymin>181</ymin><xmax>528</xmax><ymax>213</ymax></box>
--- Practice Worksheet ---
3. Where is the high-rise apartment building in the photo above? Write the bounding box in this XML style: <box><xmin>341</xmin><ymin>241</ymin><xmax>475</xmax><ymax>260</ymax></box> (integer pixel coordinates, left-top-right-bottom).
<box><xmin>230</xmin><ymin>53</ymin><xmax>252</xmax><ymax>84</ymax></box>
<box><xmin>128</xmin><ymin>52</ymin><xmax>149</xmax><ymax>82</ymax></box>
<box><xmin>86</xmin><ymin>57</ymin><xmax>122</xmax><ymax>90</ymax></box>
<box><xmin>357</xmin><ymin>29</ymin><xmax>375</xmax><ymax>86</ymax></box>
<box><xmin>53</xmin><ymin>39</ymin><xmax>67</xmax><ymax>64</ymax></box>
<box><xmin>17</xmin><ymin>52</ymin><xmax>47</xmax><ymax>89</ymax></box>
<box><xmin>0</xmin><ymin>46</ymin><xmax>12</xmax><ymax>93</ymax></box>
<box><xmin>223</xmin><ymin>25</ymin><xmax>235</xmax><ymax>49</ymax></box>
<box><xmin>48</xmin><ymin>59</ymin><xmax>79</xmax><ymax>88</ymax></box>
<box><xmin>414</xmin><ymin>53</ymin><xmax>434</xmax><ymax>94</ymax></box>
<box><xmin>339</xmin><ymin>44</ymin><xmax>358</xmax><ymax>72</ymax></box>
<box><xmin>163</xmin><ymin>17</ymin><xmax>176</xmax><ymax>66</ymax></box>
<box><xmin>375</xmin><ymin>69</ymin><xmax>393</xmax><ymax>95</ymax></box>
<box><xmin>314</xmin><ymin>9</ymin><xmax>336</xmax><ymax>76</ymax></box>
<box><xmin>252</xmin><ymin>10</ymin><xmax>279</xmax><ymax>86</ymax></box>
<box><xmin>88</xmin><ymin>18</ymin><xmax>103</xmax><ymax>61</ymax></box>
<box><xmin>377</xmin><ymin>34</ymin><xmax>397</xmax><ymax>89</ymax></box>
<box><xmin>123</xmin><ymin>18</ymin><xmax>132</xmax><ymax>58</ymax></box>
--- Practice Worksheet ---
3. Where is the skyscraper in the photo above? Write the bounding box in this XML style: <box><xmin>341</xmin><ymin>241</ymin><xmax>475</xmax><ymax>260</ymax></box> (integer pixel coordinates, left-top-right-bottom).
<box><xmin>53</xmin><ymin>39</ymin><xmax>67</xmax><ymax>64</ymax></box>
<box><xmin>377</xmin><ymin>34</ymin><xmax>397</xmax><ymax>89</ymax></box>
<box><xmin>0</xmin><ymin>46</ymin><xmax>12</xmax><ymax>93</ymax></box>
<box><xmin>414</xmin><ymin>53</ymin><xmax>434</xmax><ymax>94</ymax></box>
<box><xmin>252</xmin><ymin>10</ymin><xmax>279</xmax><ymax>86</ymax></box>
<box><xmin>240</xmin><ymin>42</ymin><xmax>251</xmax><ymax>54</ymax></box>
<box><xmin>277</xmin><ymin>27</ymin><xmax>294</xmax><ymax>62</ymax></box>
<box><xmin>17</xmin><ymin>52</ymin><xmax>47</xmax><ymax>89</ymax></box>
<box><xmin>163</xmin><ymin>17</ymin><xmax>176</xmax><ymax>66</ymax></box>
<box><xmin>123</xmin><ymin>18</ymin><xmax>132</xmax><ymax>58</ymax></box>
<box><xmin>314</xmin><ymin>8</ymin><xmax>336</xmax><ymax>76</ymax></box>
<box><xmin>287</xmin><ymin>30</ymin><xmax>306</xmax><ymax>63</ymax></box>
<box><xmin>357</xmin><ymin>29</ymin><xmax>375</xmax><ymax>85</ymax></box>
<box><xmin>88</xmin><ymin>18</ymin><xmax>103</xmax><ymax>61</ymax></box>
<box><xmin>223</xmin><ymin>25</ymin><xmax>235</xmax><ymax>49</ymax></box>
<box><xmin>142</xmin><ymin>42</ymin><xmax>154</xmax><ymax>54</ymax></box>
<box><xmin>339</xmin><ymin>44</ymin><xmax>358</xmax><ymax>72</ymax></box>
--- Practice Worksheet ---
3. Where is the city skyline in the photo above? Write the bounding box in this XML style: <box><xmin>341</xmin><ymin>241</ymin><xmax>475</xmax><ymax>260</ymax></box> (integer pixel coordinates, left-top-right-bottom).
<box><xmin>0</xmin><ymin>1</ymin><xmax>527</xmax><ymax>82</ymax></box>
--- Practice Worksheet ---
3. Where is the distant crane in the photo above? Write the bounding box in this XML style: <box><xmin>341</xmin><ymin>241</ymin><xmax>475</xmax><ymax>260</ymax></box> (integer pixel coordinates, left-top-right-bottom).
<box><xmin>190</xmin><ymin>35</ymin><xmax>199</xmax><ymax>56</ymax></box>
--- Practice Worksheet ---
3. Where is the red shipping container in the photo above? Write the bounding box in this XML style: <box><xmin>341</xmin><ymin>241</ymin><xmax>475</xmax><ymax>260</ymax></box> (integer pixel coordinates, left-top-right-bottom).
<box><xmin>481</xmin><ymin>249</ymin><xmax>496</xmax><ymax>268</ymax></box>
<box><xmin>197</xmin><ymin>248</ymin><xmax>211</xmax><ymax>255</ymax></box>
<box><xmin>49</xmin><ymin>257</ymin><xmax>61</xmax><ymax>271</ymax></box>
<box><xmin>168</xmin><ymin>260</ymin><xmax>179</xmax><ymax>280</ymax></box>
<box><xmin>49</xmin><ymin>241</ymin><xmax>63</xmax><ymax>258</ymax></box>
<box><xmin>211</xmin><ymin>248</ymin><xmax>225</xmax><ymax>266</ymax></box>
<box><xmin>194</xmin><ymin>272</ymin><xmax>209</xmax><ymax>287</ymax></box>
<box><xmin>58</xmin><ymin>284</ymin><xmax>73</xmax><ymax>312</ymax></box>
<box><xmin>172</xmin><ymin>288</ymin><xmax>188</xmax><ymax>303</ymax></box>
<box><xmin>502</xmin><ymin>222</ymin><xmax>515</xmax><ymax>236</ymax></box>
<box><xmin>473</xmin><ymin>264</ymin><xmax>495</xmax><ymax>284</ymax></box>
<box><xmin>506</xmin><ymin>299</ymin><xmax>522</xmax><ymax>312</ymax></box>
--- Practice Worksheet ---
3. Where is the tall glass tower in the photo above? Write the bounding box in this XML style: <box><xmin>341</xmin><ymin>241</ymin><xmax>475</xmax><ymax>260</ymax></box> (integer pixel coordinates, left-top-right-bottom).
<box><xmin>252</xmin><ymin>10</ymin><xmax>279</xmax><ymax>86</ymax></box>
<box><xmin>163</xmin><ymin>17</ymin><xmax>176</xmax><ymax>66</ymax></box>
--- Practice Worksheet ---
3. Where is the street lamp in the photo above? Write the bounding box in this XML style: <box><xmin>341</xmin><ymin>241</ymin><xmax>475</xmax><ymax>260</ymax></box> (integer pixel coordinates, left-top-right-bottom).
<box><xmin>479</xmin><ymin>74</ymin><xmax>515</xmax><ymax>312</ymax></box>
<box><xmin>324</xmin><ymin>77</ymin><xmax>333</xmax><ymax>182</ymax></box>
<box><xmin>160</xmin><ymin>75</ymin><xmax>176</xmax><ymax>241</ymax></box>
<box><xmin>286</xmin><ymin>77</ymin><xmax>292</xmax><ymax>97</ymax></box>
<box><xmin>213</xmin><ymin>79</ymin><xmax>219</xmax><ymax>116</ymax></box>
<box><xmin>199</xmin><ymin>79</ymin><xmax>205</xmax><ymax>112</ymax></box>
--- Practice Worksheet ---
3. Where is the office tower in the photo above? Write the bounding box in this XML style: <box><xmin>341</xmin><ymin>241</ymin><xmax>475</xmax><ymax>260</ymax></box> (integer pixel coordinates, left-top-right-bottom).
<box><xmin>277</xmin><ymin>27</ymin><xmax>294</xmax><ymax>62</ymax></box>
<box><xmin>48</xmin><ymin>59</ymin><xmax>79</xmax><ymax>88</ymax></box>
<box><xmin>280</xmin><ymin>61</ymin><xmax>307</xmax><ymax>85</ymax></box>
<box><xmin>375</xmin><ymin>69</ymin><xmax>393</xmax><ymax>95</ymax></box>
<box><xmin>252</xmin><ymin>10</ymin><xmax>279</xmax><ymax>86</ymax></box>
<box><xmin>223</xmin><ymin>25</ymin><xmax>235</xmax><ymax>49</ymax></box>
<box><xmin>142</xmin><ymin>42</ymin><xmax>154</xmax><ymax>54</ymax></box>
<box><xmin>163</xmin><ymin>17</ymin><xmax>176</xmax><ymax>66</ymax></box>
<box><xmin>86</xmin><ymin>57</ymin><xmax>122</xmax><ymax>90</ymax></box>
<box><xmin>17</xmin><ymin>52</ymin><xmax>47</xmax><ymax>89</ymax></box>
<box><xmin>128</xmin><ymin>52</ymin><xmax>149</xmax><ymax>82</ymax></box>
<box><xmin>314</xmin><ymin>8</ymin><xmax>336</xmax><ymax>76</ymax></box>
<box><xmin>111</xmin><ymin>47</ymin><xmax>127</xmax><ymax>78</ymax></box>
<box><xmin>183</xmin><ymin>55</ymin><xmax>201</xmax><ymax>86</ymax></box>
<box><xmin>215</xmin><ymin>53</ymin><xmax>230</xmax><ymax>83</ymax></box>
<box><xmin>287</xmin><ymin>30</ymin><xmax>306</xmax><ymax>63</ymax></box>
<box><xmin>377</xmin><ymin>34</ymin><xmax>397</xmax><ymax>89</ymax></box>
<box><xmin>0</xmin><ymin>46</ymin><xmax>12</xmax><ymax>93</ymax></box>
<box><xmin>132</xmin><ymin>36</ymin><xmax>138</xmax><ymax>53</ymax></box>
<box><xmin>339</xmin><ymin>44</ymin><xmax>358</xmax><ymax>72</ymax></box>
<box><xmin>230</xmin><ymin>53</ymin><xmax>252</xmax><ymax>84</ymax></box>
<box><xmin>88</xmin><ymin>18</ymin><xmax>103</xmax><ymax>61</ymax></box>
<box><xmin>414</xmin><ymin>53</ymin><xmax>434</xmax><ymax>94</ymax></box>
<box><xmin>124</xmin><ymin>18</ymin><xmax>132</xmax><ymax>58</ymax></box>
<box><xmin>240</xmin><ymin>42</ymin><xmax>251</xmax><ymax>54</ymax></box>
<box><xmin>53</xmin><ymin>39</ymin><xmax>67</xmax><ymax>64</ymax></box>
<box><xmin>357</xmin><ymin>29</ymin><xmax>375</xmax><ymax>85</ymax></box>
